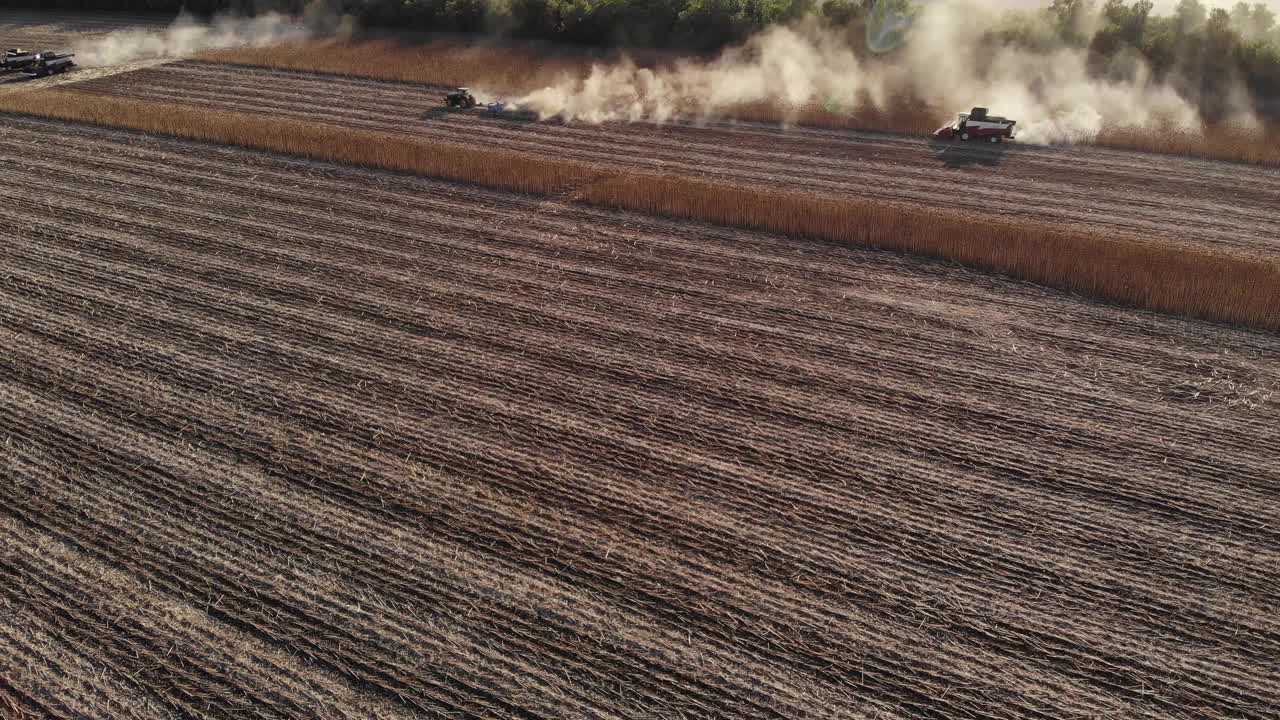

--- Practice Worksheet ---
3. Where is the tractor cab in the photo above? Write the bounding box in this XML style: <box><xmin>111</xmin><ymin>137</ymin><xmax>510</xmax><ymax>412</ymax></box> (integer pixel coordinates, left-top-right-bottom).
<box><xmin>445</xmin><ymin>87</ymin><xmax>477</xmax><ymax>109</ymax></box>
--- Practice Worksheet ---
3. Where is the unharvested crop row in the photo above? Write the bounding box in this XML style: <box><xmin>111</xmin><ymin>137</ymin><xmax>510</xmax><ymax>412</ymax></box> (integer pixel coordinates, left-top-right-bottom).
<box><xmin>10</xmin><ymin>115</ymin><xmax>1272</xmax><ymax>355</ymax></box>
<box><xmin>93</xmin><ymin>60</ymin><xmax>1280</xmax><ymax>255</ymax></box>
<box><xmin>196</xmin><ymin>40</ymin><xmax>1280</xmax><ymax>166</ymax></box>
<box><xmin>1</xmin><ymin>90</ymin><xmax>1277</xmax><ymax>331</ymax></box>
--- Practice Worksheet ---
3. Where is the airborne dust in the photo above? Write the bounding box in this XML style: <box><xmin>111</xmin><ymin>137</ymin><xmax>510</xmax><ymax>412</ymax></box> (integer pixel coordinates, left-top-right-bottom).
<box><xmin>510</xmin><ymin>0</ymin><xmax>1255</xmax><ymax>143</ymax></box>
<box><xmin>75</xmin><ymin>12</ymin><xmax>315</xmax><ymax>69</ymax></box>
<box><xmin>68</xmin><ymin>0</ymin><xmax>1265</xmax><ymax>144</ymax></box>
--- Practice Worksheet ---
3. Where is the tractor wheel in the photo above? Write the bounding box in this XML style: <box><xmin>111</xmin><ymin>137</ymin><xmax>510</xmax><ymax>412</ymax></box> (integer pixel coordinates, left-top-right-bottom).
<box><xmin>959</xmin><ymin>131</ymin><xmax>970</xmax><ymax>141</ymax></box>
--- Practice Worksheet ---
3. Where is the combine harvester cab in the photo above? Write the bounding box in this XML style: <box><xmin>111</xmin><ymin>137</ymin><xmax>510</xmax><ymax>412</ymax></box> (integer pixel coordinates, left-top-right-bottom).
<box><xmin>23</xmin><ymin>51</ymin><xmax>76</xmax><ymax>78</ymax></box>
<box><xmin>934</xmin><ymin>107</ymin><xmax>1016</xmax><ymax>143</ymax></box>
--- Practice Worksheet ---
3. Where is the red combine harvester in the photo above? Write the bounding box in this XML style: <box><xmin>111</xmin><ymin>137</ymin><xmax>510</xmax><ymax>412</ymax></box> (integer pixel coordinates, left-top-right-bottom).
<box><xmin>934</xmin><ymin>107</ymin><xmax>1016</xmax><ymax>143</ymax></box>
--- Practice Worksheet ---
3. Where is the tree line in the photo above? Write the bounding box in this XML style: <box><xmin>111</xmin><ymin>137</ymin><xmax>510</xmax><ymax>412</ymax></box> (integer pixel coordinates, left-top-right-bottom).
<box><xmin>994</xmin><ymin>0</ymin><xmax>1280</xmax><ymax>117</ymax></box>
<box><xmin>11</xmin><ymin>0</ymin><xmax>1280</xmax><ymax>112</ymax></box>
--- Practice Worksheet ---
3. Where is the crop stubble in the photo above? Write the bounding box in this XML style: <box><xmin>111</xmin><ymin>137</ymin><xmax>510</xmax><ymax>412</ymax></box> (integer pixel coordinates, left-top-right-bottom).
<box><xmin>0</xmin><ymin>116</ymin><xmax>1278</xmax><ymax>718</ymax></box>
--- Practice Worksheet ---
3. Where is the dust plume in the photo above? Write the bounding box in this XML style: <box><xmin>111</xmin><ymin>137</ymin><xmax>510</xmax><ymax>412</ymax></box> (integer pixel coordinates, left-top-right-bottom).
<box><xmin>898</xmin><ymin>0</ymin><xmax>1206</xmax><ymax>142</ymax></box>
<box><xmin>512</xmin><ymin>20</ymin><xmax>874</xmax><ymax>127</ymax></box>
<box><xmin>75</xmin><ymin>12</ymin><xmax>313</xmax><ymax>68</ymax></box>
<box><xmin>511</xmin><ymin>0</ymin><xmax>1238</xmax><ymax>143</ymax></box>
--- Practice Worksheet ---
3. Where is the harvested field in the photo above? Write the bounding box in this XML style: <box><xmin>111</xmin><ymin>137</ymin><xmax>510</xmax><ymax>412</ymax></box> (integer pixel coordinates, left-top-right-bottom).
<box><xmin>72</xmin><ymin>61</ymin><xmax>1280</xmax><ymax>262</ymax></box>
<box><xmin>2</xmin><ymin>114</ymin><xmax>1280</xmax><ymax>719</ymax></box>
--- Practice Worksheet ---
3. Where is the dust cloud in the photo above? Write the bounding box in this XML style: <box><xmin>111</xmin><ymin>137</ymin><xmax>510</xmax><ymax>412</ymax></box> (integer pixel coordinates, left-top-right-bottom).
<box><xmin>75</xmin><ymin>12</ymin><xmax>313</xmax><ymax>68</ymax></box>
<box><xmin>512</xmin><ymin>0</ymin><xmax>1235</xmax><ymax>143</ymax></box>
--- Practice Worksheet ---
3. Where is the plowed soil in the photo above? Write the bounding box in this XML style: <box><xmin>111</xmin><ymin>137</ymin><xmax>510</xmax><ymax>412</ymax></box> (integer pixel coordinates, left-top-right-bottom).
<box><xmin>70</xmin><ymin>59</ymin><xmax>1280</xmax><ymax>262</ymax></box>
<box><xmin>2</xmin><ymin>114</ymin><xmax>1279</xmax><ymax>719</ymax></box>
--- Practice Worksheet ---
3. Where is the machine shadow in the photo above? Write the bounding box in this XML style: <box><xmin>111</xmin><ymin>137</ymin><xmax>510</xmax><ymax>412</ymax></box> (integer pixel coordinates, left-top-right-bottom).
<box><xmin>928</xmin><ymin>139</ymin><xmax>1011</xmax><ymax>168</ymax></box>
<box><xmin>418</xmin><ymin>106</ymin><xmax>545</xmax><ymax>125</ymax></box>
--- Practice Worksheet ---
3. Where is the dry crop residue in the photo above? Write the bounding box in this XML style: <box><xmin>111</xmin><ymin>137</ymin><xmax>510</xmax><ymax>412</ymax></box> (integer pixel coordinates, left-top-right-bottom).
<box><xmin>73</xmin><ymin>60</ymin><xmax>1280</xmax><ymax>263</ymax></box>
<box><xmin>1</xmin><ymin>115</ymin><xmax>1278</xmax><ymax>719</ymax></box>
